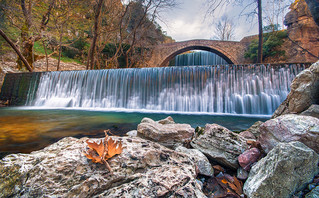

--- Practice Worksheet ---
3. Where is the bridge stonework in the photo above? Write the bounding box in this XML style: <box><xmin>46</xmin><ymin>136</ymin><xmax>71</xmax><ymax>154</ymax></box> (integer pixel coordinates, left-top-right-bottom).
<box><xmin>147</xmin><ymin>39</ymin><xmax>249</xmax><ymax>67</ymax></box>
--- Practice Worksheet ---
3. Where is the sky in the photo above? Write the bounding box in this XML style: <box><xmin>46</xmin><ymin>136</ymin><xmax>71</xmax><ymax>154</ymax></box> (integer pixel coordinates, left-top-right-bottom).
<box><xmin>156</xmin><ymin>0</ymin><xmax>293</xmax><ymax>42</ymax></box>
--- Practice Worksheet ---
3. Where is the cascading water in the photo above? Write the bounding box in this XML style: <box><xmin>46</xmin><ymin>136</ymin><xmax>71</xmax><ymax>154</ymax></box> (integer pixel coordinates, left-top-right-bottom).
<box><xmin>169</xmin><ymin>51</ymin><xmax>228</xmax><ymax>66</ymax></box>
<box><xmin>26</xmin><ymin>64</ymin><xmax>305</xmax><ymax>115</ymax></box>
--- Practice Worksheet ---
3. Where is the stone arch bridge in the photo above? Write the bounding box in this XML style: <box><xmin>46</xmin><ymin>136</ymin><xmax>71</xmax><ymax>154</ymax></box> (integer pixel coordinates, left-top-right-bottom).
<box><xmin>147</xmin><ymin>39</ymin><xmax>249</xmax><ymax>67</ymax></box>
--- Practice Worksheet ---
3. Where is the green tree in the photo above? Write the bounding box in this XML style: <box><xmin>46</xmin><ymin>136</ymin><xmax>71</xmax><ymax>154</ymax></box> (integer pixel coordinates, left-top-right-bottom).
<box><xmin>245</xmin><ymin>30</ymin><xmax>287</xmax><ymax>62</ymax></box>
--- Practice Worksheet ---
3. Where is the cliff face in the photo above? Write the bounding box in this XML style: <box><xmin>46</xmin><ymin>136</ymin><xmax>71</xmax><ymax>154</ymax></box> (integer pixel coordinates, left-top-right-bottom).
<box><xmin>283</xmin><ymin>0</ymin><xmax>319</xmax><ymax>63</ymax></box>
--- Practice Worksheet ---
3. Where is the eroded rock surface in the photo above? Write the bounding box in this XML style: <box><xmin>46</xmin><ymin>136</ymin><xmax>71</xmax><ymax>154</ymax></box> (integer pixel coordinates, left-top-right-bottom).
<box><xmin>243</xmin><ymin>141</ymin><xmax>319</xmax><ymax>198</ymax></box>
<box><xmin>137</xmin><ymin>117</ymin><xmax>194</xmax><ymax>149</ymax></box>
<box><xmin>191</xmin><ymin>124</ymin><xmax>249</xmax><ymax>169</ymax></box>
<box><xmin>0</xmin><ymin>136</ymin><xmax>205</xmax><ymax>197</ymax></box>
<box><xmin>259</xmin><ymin>114</ymin><xmax>319</xmax><ymax>153</ymax></box>
<box><xmin>301</xmin><ymin>104</ymin><xmax>319</xmax><ymax>119</ymax></box>
<box><xmin>175</xmin><ymin>146</ymin><xmax>214</xmax><ymax>177</ymax></box>
<box><xmin>246</xmin><ymin>121</ymin><xmax>264</xmax><ymax>138</ymax></box>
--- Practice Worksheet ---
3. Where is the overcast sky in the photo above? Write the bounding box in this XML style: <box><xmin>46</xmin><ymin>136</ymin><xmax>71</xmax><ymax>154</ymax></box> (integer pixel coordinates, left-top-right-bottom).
<box><xmin>156</xmin><ymin>0</ymin><xmax>292</xmax><ymax>42</ymax></box>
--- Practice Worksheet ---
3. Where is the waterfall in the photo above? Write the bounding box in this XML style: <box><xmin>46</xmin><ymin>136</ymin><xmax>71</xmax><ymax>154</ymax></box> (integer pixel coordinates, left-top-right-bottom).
<box><xmin>169</xmin><ymin>51</ymin><xmax>228</xmax><ymax>66</ymax></box>
<box><xmin>27</xmin><ymin>64</ymin><xmax>305</xmax><ymax>115</ymax></box>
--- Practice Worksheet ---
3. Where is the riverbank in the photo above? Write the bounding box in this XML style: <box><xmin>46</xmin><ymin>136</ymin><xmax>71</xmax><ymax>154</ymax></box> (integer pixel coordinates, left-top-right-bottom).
<box><xmin>0</xmin><ymin>61</ymin><xmax>318</xmax><ymax>197</ymax></box>
<box><xmin>0</xmin><ymin>54</ymin><xmax>86</xmax><ymax>93</ymax></box>
<box><xmin>0</xmin><ymin>114</ymin><xmax>318</xmax><ymax>197</ymax></box>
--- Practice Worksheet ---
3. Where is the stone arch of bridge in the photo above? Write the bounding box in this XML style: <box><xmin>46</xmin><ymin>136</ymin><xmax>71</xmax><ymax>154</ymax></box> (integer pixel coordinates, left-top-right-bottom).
<box><xmin>160</xmin><ymin>45</ymin><xmax>234</xmax><ymax>66</ymax></box>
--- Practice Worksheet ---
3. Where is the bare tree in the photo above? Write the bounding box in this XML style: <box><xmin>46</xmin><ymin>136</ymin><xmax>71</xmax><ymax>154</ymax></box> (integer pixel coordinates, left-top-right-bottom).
<box><xmin>0</xmin><ymin>28</ymin><xmax>33</xmax><ymax>71</ymax></box>
<box><xmin>206</xmin><ymin>0</ymin><xmax>264</xmax><ymax>63</ymax></box>
<box><xmin>87</xmin><ymin>0</ymin><xmax>105</xmax><ymax>70</ymax></box>
<box><xmin>113</xmin><ymin>0</ymin><xmax>177</xmax><ymax>68</ymax></box>
<box><xmin>264</xmin><ymin>0</ymin><xmax>292</xmax><ymax>29</ymax></box>
<box><xmin>1</xmin><ymin>0</ymin><xmax>56</xmax><ymax>70</ymax></box>
<box><xmin>257</xmin><ymin>0</ymin><xmax>263</xmax><ymax>63</ymax></box>
<box><xmin>213</xmin><ymin>15</ymin><xmax>235</xmax><ymax>41</ymax></box>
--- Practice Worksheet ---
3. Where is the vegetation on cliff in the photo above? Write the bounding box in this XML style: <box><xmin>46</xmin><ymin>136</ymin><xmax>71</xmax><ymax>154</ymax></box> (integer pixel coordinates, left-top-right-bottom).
<box><xmin>244</xmin><ymin>30</ymin><xmax>287</xmax><ymax>62</ymax></box>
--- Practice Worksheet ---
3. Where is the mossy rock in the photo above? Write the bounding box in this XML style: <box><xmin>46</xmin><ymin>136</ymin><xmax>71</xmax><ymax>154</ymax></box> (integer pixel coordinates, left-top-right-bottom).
<box><xmin>0</xmin><ymin>164</ymin><xmax>24</xmax><ymax>197</ymax></box>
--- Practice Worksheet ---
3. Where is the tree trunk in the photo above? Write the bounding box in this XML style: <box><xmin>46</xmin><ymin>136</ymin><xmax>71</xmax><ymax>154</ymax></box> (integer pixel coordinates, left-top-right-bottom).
<box><xmin>42</xmin><ymin>39</ymin><xmax>49</xmax><ymax>71</ymax></box>
<box><xmin>17</xmin><ymin>0</ymin><xmax>34</xmax><ymax>71</ymax></box>
<box><xmin>57</xmin><ymin>24</ymin><xmax>63</xmax><ymax>71</ymax></box>
<box><xmin>18</xmin><ymin>27</ymin><xmax>34</xmax><ymax>70</ymax></box>
<box><xmin>257</xmin><ymin>0</ymin><xmax>263</xmax><ymax>63</ymax></box>
<box><xmin>0</xmin><ymin>29</ymin><xmax>33</xmax><ymax>72</ymax></box>
<box><xmin>87</xmin><ymin>0</ymin><xmax>104</xmax><ymax>70</ymax></box>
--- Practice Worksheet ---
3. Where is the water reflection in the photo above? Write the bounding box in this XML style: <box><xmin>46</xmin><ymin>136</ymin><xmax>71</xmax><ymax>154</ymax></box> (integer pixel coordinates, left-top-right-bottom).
<box><xmin>0</xmin><ymin>108</ymin><xmax>268</xmax><ymax>158</ymax></box>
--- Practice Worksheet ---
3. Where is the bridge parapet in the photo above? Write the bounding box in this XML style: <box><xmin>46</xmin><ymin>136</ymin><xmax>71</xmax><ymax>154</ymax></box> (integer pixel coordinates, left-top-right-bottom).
<box><xmin>147</xmin><ymin>39</ymin><xmax>249</xmax><ymax>67</ymax></box>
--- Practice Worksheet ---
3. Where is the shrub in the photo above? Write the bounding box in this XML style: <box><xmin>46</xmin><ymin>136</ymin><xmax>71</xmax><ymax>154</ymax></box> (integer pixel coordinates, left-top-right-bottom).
<box><xmin>245</xmin><ymin>30</ymin><xmax>287</xmax><ymax>62</ymax></box>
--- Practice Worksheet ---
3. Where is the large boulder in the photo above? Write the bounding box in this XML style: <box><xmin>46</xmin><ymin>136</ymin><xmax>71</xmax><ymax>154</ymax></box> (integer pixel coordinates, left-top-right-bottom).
<box><xmin>175</xmin><ymin>146</ymin><xmax>214</xmax><ymax>177</ymax></box>
<box><xmin>305</xmin><ymin>0</ymin><xmax>319</xmax><ymax>27</ymax></box>
<box><xmin>191</xmin><ymin>124</ymin><xmax>249</xmax><ymax>169</ymax></box>
<box><xmin>301</xmin><ymin>104</ymin><xmax>319</xmax><ymax>119</ymax></box>
<box><xmin>273</xmin><ymin>61</ymin><xmax>319</xmax><ymax>118</ymax></box>
<box><xmin>258</xmin><ymin>114</ymin><xmax>319</xmax><ymax>153</ymax></box>
<box><xmin>243</xmin><ymin>141</ymin><xmax>319</xmax><ymax>198</ymax></box>
<box><xmin>246</xmin><ymin>121</ymin><xmax>264</xmax><ymax>138</ymax></box>
<box><xmin>137</xmin><ymin>117</ymin><xmax>194</xmax><ymax>149</ymax></box>
<box><xmin>0</xmin><ymin>136</ymin><xmax>206</xmax><ymax>197</ymax></box>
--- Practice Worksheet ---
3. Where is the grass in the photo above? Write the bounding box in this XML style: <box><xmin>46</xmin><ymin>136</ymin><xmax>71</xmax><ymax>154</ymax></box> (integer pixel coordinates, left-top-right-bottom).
<box><xmin>34</xmin><ymin>41</ymin><xmax>83</xmax><ymax>65</ymax></box>
<box><xmin>57</xmin><ymin>56</ymin><xmax>82</xmax><ymax>64</ymax></box>
<box><xmin>34</xmin><ymin>41</ymin><xmax>53</xmax><ymax>55</ymax></box>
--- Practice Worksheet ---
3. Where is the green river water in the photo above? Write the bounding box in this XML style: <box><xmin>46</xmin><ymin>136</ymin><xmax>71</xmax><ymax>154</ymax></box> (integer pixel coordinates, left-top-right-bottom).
<box><xmin>0</xmin><ymin>108</ymin><xmax>268</xmax><ymax>158</ymax></box>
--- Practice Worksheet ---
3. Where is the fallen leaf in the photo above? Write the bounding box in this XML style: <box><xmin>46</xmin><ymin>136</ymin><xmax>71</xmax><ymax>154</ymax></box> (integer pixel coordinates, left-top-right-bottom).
<box><xmin>84</xmin><ymin>132</ymin><xmax>123</xmax><ymax>173</ymax></box>
<box><xmin>213</xmin><ymin>165</ymin><xmax>225</xmax><ymax>175</ymax></box>
<box><xmin>233</xmin><ymin>177</ymin><xmax>243</xmax><ymax>195</ymax></box>
<box><xmin>214</xmin><ymin>175</ymin><xmax>243</xmax><ymax>198</ymax></box>
<box><xmin>84</xmin><ymin>148</ymin><xmax>102</xmax><ymax>164</ymax></box>
<box><xmin>86</xmin><ymin>139</ymin><xmax>105</xmax><ymax>157</ymax></box>
<box><xmin>106</xmin><ymin>137</ymin><xmax>123</xmax><ymax>159</ymax></box>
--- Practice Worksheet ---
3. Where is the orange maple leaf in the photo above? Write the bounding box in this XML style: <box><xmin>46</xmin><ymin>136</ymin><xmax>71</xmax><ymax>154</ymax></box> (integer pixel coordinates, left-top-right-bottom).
<box><xmin>84</xmin><ymin>148</ymin><xmax>102</xmax><ymax>164</ymax></box>
<box><xmin>84</xmin><ymin>132</ymin><xmax>123</xmax><ymax>173</ymax></box>
<box><xmin>106</xmin><ymin>137</ymin><xmax>123</xmax><ymax>159</ymax></box>
<box><xmin>86</xmin><ymin>140</ymin><xmax>105</xmax><ymax>159</ymax></box>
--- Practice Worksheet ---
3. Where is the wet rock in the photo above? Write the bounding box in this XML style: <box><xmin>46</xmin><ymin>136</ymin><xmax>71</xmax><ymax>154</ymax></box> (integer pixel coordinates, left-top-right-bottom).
<box><xmin>238</xmin><ymin>148</ymin><xmax>261</xmax><ymax>171</ymax></box>
<box><xmin>273</xmin><ymin>61</ymin><xmax>319</xmax><ymax>118</ymax></box>
<box><xmin>237</xmin><ymin>167</ymin><xmax>249</xmax><ymax>180</ymax></box>
<box><xmin>258</xmin><ymin>114</ymin><xmax>319</xmax><ymax>153</ymax></box>
<box><xmin>0</xmin><ymin>136</ymin><xmax>205</xmax><ymax>197</ymax></box>
<box><xmin>137</xmin><ymin>117</ymin><xmax>194</xmax><ymax>149</ymax></box>
<box><xmin>305</xmin><ymin>186</ymin><xmax>319</xmax><ymax>198</ymax></box>
<box><xmin>191</xmin><ymin>124</ymin><xmax>249</xmax><ymax>169</ymax></box>
<box><xmin>301</xmin><ymin>104</ymin><xmax>319</xmax><ymax>119</ymax></box>
<box><xmin>243</xmin><ymin>141</ymin><xmax>319</xmax><ymax>198</ymax></box>
<box><xmin>246</xmin><ymin>121</ymin><xmax>264</xmax><ymax>138</ymax></box>
<box><xmin>126</xmin><ymin>130</ymin><xmax>137</xmax><ymax>137</ymax></box>
<box><xmin>140</xmin><ymin>117</ymin><xmax>156</xmax><ymax>124</ymax></box>
<box><xmin>239</xmin><ymin>131</ymin><xmax>256</xmax><ymax>140</ymax></box>
<box><xmin>176</xmin><ymin>146</ymin><xmax>214</xmax><ymax>177</ymax></box>
<box><xmin>203</xmin><ymin>177</ymin><xmax>226</xmax><ymax>197</ymax></box>
<box><xmin>158</xmin><ymin>116</ymin><xmax>175</xmax><ymax>124</ymax></box>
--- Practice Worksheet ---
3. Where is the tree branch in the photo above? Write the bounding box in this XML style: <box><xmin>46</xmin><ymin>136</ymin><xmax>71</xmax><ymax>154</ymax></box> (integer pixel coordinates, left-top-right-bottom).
<box><xmin>0</xmin><ymin>28</ymin><xmax>33</xmax><ymax>72</ymax></box>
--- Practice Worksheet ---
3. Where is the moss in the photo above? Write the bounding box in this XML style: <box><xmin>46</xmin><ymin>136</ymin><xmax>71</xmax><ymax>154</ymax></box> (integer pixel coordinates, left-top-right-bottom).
<box><xmin>0</xmin><ymin>164</ymin><xmax>24</xmax><ymax>197</ymax></box>
<box><xmin>195</xmin><ymin>126</ymin><xmax>205</xmax><ymax>137</ymax></box>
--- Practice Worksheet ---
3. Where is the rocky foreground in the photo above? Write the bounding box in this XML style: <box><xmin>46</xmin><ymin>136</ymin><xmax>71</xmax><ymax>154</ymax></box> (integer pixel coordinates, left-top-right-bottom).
<box><xmin>0</xmin><ymin>61</ymin><xmax>319</xmax><ymax>197</ymax></box>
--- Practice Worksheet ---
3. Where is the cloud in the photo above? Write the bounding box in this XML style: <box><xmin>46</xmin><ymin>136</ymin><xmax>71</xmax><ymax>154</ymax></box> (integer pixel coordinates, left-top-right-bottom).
<box><xmin>157</xmin><ymin>0</ymin><xmax>292</xmax><ymax>42</ymax></box>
